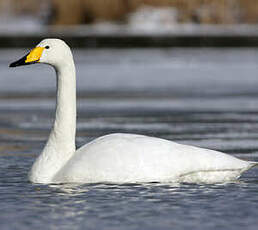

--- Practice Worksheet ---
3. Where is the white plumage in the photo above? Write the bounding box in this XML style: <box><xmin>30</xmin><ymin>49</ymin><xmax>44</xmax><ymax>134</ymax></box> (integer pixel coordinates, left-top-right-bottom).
<box><xmin>53</xmin><ymin>133</ymin><xmax>255</xmax><ymax>184</ymax></box>
<box><xmin>10</xmin><ymin>39</ymin><xmax>257</xmax><ymax>184</ymax></box>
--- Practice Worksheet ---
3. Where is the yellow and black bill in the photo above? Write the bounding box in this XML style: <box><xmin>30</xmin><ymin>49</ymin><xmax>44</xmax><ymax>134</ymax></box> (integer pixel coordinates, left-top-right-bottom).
<box><xmin>9</xmin><ymin>47</ymin><xmax>44</xmax><ymax>68</ymax></box>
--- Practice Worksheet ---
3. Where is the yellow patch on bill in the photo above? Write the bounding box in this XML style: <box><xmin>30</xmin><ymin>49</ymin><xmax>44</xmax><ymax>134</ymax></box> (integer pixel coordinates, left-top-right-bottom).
<box><xmin>25</xmin><ymin>47</ymin><xmax>45</xmax><ymax>63</ymax></box>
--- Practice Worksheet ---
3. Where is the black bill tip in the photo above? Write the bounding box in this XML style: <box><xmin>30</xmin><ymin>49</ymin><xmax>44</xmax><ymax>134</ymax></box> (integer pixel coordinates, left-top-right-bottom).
<box><xmin>9</xmin><ymin>53</ymin><xmax>38</xmax><ymax>68</ymax></box>
<box><xmin>9</xmin><ymin>55</ymin><xmax>27</xmax><ymax>68</ymax></box>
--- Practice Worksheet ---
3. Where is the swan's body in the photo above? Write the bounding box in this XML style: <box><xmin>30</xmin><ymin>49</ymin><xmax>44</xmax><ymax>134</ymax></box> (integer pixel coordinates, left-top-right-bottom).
<box><xmin>52</xmin><ymin>133</ymin><xmax>256</xmax><ymax>184</ymax></box>
<box><xmin>10</xmin><ymin>39</ymin><xmax>258</xmax><ymax>184</ymax></box>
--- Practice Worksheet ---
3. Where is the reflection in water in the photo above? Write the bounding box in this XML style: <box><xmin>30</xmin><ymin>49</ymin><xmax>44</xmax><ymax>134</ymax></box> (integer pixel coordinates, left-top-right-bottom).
<box><xmin>15</xmin><ymin>181</ymin><xmax>258</xmax><ymax>230</ymax></box>
<box><xmin>49</xmin><ymin>183</ymin><xmax>90</xmax><ymax>196</ymax></box>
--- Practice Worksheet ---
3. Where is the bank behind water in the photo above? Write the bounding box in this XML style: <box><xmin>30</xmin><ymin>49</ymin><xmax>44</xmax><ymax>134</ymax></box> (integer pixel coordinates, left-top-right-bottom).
<box><xmin>1</xmin><ymin>24</ymin><xmax>258</xmax><ymax>48</ymax></box>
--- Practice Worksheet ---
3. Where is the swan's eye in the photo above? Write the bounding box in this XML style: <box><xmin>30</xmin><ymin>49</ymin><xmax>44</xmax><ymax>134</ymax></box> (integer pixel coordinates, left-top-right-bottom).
<box><xmin>45</xmin><ymin>46</ymin><xmax>50</xmax><ymax>49</ymax></box>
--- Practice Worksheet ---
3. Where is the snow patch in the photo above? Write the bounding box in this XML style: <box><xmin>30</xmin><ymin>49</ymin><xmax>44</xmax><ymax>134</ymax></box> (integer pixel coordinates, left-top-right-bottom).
<box><xmin>128</xmin><ymin>6</ymin><xmax>178</xmax><ymax>32</ymax></box>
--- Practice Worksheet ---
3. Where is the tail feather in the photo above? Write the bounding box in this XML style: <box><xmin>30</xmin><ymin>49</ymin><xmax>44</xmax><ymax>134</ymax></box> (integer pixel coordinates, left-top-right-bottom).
<box><xmin>248</xmin><ymin>161</ymin><xmax>258</xmax><ymax>170</ymax></box>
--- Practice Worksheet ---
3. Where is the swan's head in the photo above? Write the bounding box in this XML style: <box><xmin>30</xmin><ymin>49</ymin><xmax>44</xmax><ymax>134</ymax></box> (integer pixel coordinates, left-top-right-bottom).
<box><xmin>9</xmin><ymin>38</ymin><xmax>73</xmax><ymax>68</ymax></box>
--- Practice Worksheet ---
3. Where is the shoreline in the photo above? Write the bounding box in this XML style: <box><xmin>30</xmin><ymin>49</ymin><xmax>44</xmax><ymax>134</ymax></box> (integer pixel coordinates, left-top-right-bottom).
<box><xmin>1</xmin><ymin>24</ymin><xmax>258</xmax><ymax>48</ymax></box>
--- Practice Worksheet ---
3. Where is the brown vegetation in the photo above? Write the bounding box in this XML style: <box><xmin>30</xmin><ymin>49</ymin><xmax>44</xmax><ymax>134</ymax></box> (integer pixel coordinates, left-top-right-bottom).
<box><xmin>50</xmin><ymin>0</ymin><xmax>258</xmax><ymax>25</ymax></box>
<box><xmin>1</xmin><ymin>0</ymin><xmax>258</xmax><ymax>25</ymax></box>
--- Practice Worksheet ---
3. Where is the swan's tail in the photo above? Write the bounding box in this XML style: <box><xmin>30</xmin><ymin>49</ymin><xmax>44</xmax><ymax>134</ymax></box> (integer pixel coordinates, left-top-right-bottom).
<box><xmin>247</xmin><ymin>161</ymin><xmax>258</xmax><ymax>170</ymax></box>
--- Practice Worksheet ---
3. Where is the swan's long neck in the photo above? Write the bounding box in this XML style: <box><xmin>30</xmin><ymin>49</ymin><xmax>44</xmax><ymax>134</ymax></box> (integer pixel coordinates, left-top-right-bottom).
<box><xmin>29</xmin><ymin>58</ymin><xmax>76</xmax><ymax>183</ymax></box>
<box><xmin>51</xmin><ymin>62</ymin><xmax>76</xmax><ymax>147</ymax></box>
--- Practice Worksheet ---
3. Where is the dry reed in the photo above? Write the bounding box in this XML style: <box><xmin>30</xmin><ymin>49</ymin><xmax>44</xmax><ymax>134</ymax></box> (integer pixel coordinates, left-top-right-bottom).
<box><xmin>1</xmin><ymin>0</ymin><xmax>258</xmax><ymax>25</ymax></box>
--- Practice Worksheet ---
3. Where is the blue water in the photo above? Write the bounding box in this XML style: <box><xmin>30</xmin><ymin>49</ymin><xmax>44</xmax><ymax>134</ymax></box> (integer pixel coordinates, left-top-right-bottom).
<box><xmin>1</xmin><ymin>48</ymin><xmax>258</xmax><ymax>230</ymax></box>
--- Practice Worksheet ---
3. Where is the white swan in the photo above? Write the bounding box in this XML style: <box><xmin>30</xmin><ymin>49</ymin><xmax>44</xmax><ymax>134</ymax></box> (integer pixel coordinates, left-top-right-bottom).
<box><xmin>10</xmin><ymin>38</ymin><xmax>258</xmax><ymax>184</ymax></box>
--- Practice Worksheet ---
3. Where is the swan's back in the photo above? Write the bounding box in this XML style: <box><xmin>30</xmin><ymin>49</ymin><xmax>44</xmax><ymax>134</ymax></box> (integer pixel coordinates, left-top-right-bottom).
<box><xmin>53</xmin><ymin>133</ymin><xmax>251</xmax><ymax>183</ymax></box>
